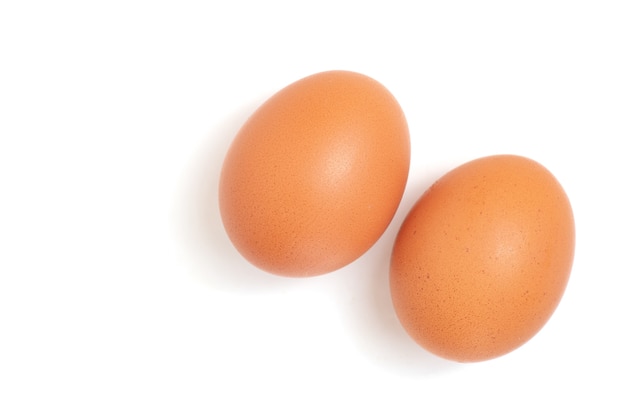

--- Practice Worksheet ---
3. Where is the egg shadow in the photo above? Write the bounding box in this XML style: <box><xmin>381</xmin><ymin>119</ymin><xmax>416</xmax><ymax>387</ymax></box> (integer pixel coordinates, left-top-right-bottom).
<box><xmin>334</xmin><ymin>171</ymin><xmax>463</xmax><ymax>375</ymax></box>
<box><xmin>181</xmin><ymin>98</ymin><xmax>297</xmax><ymax>292</ymax></box>
<box><xmin>182</xmin><ymin>102</ymin><xmax>462</xmax><ymax>373</ymax></box>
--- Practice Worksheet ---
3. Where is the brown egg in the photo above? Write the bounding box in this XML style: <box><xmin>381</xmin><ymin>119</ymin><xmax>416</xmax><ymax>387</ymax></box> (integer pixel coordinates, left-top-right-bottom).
<box><xmin>390</xmin><ymin>155</ymin><xmax>575</xmax><ymax>362</ymax></box>
<box><xmin>219</xmin><ymin>71</ymin><xmax>410</xmax><ymax>277</ymax></box>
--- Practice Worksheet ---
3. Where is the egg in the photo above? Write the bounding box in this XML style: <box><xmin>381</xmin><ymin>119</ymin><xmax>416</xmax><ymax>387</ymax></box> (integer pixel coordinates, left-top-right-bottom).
<box><xmin>390</xmin><ymin>155</ymin><xmax>575</xmax><ymax>362</ymax></box>
<box><xmin>219</xmin><ymin>71</ymin><xmax>410</xmax><ymax>277</ymax></box>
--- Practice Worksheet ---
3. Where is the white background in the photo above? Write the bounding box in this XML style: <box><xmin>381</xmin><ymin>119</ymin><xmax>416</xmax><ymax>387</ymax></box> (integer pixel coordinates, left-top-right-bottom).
<box><xmin>1</xmin><ymin>1</ymin><xmax>625</xmax><ymax>415</ymax></box>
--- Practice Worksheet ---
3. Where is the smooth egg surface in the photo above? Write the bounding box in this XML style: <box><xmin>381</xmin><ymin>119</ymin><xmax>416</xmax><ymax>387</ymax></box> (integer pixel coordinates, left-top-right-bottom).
<box><xmin>390</xmin><ymin>155</ymin><xmax>575</xmax><ymax>362</ymax></box>
<box><xmin>219</xmin><ymin>71</ymin><xmax>410</xmax><ymax>277</ymax></box>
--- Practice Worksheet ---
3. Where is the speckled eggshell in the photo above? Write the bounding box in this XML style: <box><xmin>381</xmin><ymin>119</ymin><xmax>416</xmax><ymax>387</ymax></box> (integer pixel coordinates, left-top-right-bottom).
<box><xmin>219</xmin><ymin>70</ymin><xmax>410</xmax><ymax>277</ymax></box>
<box><xmin>390</xmin><ymin>155</ymin><xmax>575</xmax><ymax>362</ymax></box>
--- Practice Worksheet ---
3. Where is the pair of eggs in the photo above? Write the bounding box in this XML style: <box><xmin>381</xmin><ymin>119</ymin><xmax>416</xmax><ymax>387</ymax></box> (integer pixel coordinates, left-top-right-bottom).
<box><xmin>218</xmin><ymin>70</ymin><xmax>575</xmax><ymax>362</ymax></box>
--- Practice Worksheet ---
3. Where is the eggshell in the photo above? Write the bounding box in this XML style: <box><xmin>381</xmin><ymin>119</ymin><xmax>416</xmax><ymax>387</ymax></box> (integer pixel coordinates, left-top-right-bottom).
<box><xmin>390</xmin><ymin>155</ymin><xmax>575</xmax><ymax>362</ymax></box>
<box><xmin>219</xmin><ymin>71</ymin><xmax>410</xmax><ymax>277</ymax></box>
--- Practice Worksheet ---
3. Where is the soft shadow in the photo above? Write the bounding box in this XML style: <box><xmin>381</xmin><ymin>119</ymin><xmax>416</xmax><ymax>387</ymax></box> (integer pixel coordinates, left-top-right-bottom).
<box><xmin>181</xmin><ymin>103</ymin><xmax>462</xmax><ymax>373</ymax></box>
<box><xmin>336</xmin><ymin>171</ymin><xmax>463</xmax><ymax>375</ymax></box>
<box><xmin>181</xmin><ymin>99</ymin><xmax>295</xmax><ymax>292</ymax></box>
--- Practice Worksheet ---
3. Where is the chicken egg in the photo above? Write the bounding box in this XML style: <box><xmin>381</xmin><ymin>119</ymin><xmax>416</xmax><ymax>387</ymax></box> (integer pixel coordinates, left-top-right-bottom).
<box><xmin>219</xmin><ymin>71</ymin><xmax>410</xmax><ymax>277</ymax></box>
<box><xmin>390</xmin><ymin>155</ymin><xmax>575</xmax><ymax>362</ymax></box>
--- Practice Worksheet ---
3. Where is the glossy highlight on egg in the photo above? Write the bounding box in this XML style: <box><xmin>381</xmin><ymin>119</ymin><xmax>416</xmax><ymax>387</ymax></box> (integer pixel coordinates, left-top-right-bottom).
<box><xmin>219</xmin><ymin>70</ymin><xmax>410</xmax><ymax>277</ymax></box>
<box><xmin>390</xmin><ymin>155</ymin><xmax>575</xmax><ymax>362</ymax></box>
